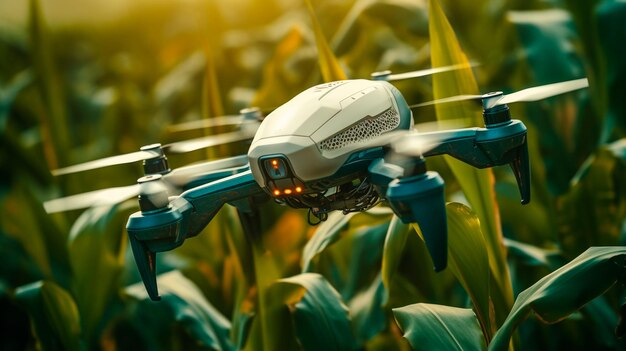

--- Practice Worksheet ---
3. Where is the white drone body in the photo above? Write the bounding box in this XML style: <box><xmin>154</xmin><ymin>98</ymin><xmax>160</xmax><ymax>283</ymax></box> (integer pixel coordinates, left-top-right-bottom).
<box><xmin>248</xmin><ymin>79</ymin><xmax>413</xmax><ymax>197</ymax></box>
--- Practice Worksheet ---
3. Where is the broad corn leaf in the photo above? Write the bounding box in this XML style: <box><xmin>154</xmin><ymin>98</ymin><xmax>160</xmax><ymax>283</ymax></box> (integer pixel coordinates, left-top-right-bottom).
<box><xmin>126</xmin><ymin>270</ymin><xmax>234</xmax><ymax>351</ymax></box>
<box><xmin>15</xmin><ymin>281</ymin><xmax>82</xmax><ymax>351</ymax></box>
<box><xmin>381</xmin><ymin>215</ymin><xmax>411</xmax><ymax>303</ymax></box>
<box><xmin>410</xmin><ymin>203</ymin><xmax>492</xmax><ymax>341</ymax></box>
<box><xmin>394</xmin><ymin>303</ymin><xmax>486</xmax><ymax>351</ymax></box>
<box><xmin>270</xmin><ymin>273</ymin><xmax>358</xmax><ymax>350</ymax></box>
<box><xmin>445</xmin><ymin>203</ymin><xmax>492</xmax><ymax>341</ymax></box>
<box><xmin>428</xmin><ymin>0</ymin><xmax>513</xmax><ymax>322</ymax></box>
<box><xmin>490</xmin><ymin>247</ymin><xmax>626</xmax><ymax>351</ymax></box>
<box><xmin>68</xmin><ymin>202</ymin><xmax>134</xmax><ymax>340</ymax></box>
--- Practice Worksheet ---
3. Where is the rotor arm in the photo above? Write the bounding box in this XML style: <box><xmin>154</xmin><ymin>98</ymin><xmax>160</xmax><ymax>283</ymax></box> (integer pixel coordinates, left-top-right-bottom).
<box><xmin>126</xmin><ymin>170</ymin><xmax>263</xmax><ymax>301</ymax></box>
<box><xmin>412</xmin><ymin>120</ymin><xmax>531</xmax><ymax>204</ymax></box>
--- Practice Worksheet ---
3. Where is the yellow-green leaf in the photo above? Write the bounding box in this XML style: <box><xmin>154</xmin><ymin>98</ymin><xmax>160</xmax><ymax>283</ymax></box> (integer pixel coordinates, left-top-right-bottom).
<box><xmin>381</xmin><ymin>215</ymin><xmax>411</xmax><ymax>303</ymax></box>
<box><xmin>68</xmin><ymin>202</ymin><xmax>134</xmax><ymax>340</ymax></box>
<box><xmin>16</xmin><ymin>281</ymin><xmax>82</xmax><ymax>351</ymax></box>
<box><xmin>253</xmin><ymin>26</ymin><xmax>308</xmax><ymax>108</ymax></box>
<box><xmin>29</xmin><ymin>0</ymin><xmax>71</xmax><ymax>168</ymax></box>
<box><xmin>445</xmin><ymin>203</ymin><xmax>492</xmax><ymax>341</ymax></box>
<box><xmin>411</xmin><ymin>203</ymin><xmax>492</xmax><ymax>341</ymax></box>
<box><xmin>428</xmin><ymin>0</ymin><xmax>513</xmax><ymax>322</ymax></box>
<box><xmin>305</xmin><ymin>0</ymin><xmax>348</xmax><ymax>82</ymax></box>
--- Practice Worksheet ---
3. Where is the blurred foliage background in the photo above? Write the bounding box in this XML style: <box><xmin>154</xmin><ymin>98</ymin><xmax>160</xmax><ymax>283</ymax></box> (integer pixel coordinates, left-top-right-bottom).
<box><xmin>1</xmin><ymin>0</ymin><xmax>625</xmax><ymax>350</ymax></box>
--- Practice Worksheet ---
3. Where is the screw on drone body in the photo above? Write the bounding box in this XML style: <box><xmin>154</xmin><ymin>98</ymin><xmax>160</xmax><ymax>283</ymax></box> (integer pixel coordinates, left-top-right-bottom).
<box><xmin>137</xmin><ymin>174</ymin><xmax>170</xmax><ymax>213</ymax></box>
<box><xmin>140</xmin><ymin>143</ymin><xmax>170</xmax><ymax>175</ymax></box>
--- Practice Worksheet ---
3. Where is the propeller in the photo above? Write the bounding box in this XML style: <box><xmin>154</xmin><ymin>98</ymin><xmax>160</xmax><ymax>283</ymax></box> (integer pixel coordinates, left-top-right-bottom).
<box><xmin>44</xmin><ymin>154</ymin><xmax>250</xmax><ymax>213</ymax></box>
<box><xmin>371</xmin><ymin>62</ymin><xmax>479</xmax><ymax>82</ymax></box>
<box><xmin>51</xmin><ymin>129</ymin><xmax>255</xmax><ymax>176</ymax></box>
<box><xmin>167</xmin><ymin>107</ymin><xmax>265</xmax><ymax>133</ymax></box>
<box><xmin>411</xmin><ymin>78</ymin><xmax>589</xmax><ymax>109</ymax></box>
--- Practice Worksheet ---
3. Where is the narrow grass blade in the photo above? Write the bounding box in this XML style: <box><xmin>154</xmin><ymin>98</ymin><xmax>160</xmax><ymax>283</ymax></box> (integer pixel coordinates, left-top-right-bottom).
<box><xmin>304</xmin><ymin>0</ymin><xmax>348</xmax><ymax>82</ymax></box>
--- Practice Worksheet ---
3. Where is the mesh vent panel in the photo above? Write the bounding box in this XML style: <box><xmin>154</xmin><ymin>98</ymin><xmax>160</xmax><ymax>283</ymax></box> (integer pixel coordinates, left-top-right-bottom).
<box><xmin>319</xmin><ymin>108</ymin><xmax>399</xmax><ymax>151</ymax></box>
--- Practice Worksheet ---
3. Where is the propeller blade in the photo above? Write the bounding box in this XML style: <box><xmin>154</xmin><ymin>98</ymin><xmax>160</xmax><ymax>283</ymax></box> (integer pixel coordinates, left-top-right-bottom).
<box><xmin>168</xmin><ymin>107</ymin><xmax>266</xmax><ymax>133</ymax></box>
<box><xmin>411</xmin><ymin>78</ymin><xmax>589</xmax><ymax>109</ymax></box>
<box><xmin>372</xmin><ymin>62</ymin><xmax>479</xmax><ymax>82</ymax></box>
<box><xmin>163</xmin><ymin>130</ymin><xmax>256</xmax><ymax>154</ymax></box>
<box><xmin>166</xmin><ymin>154</ymin><xmax>249</xmax><ymax>187</ymax></box>
<box><xmin>43</xmin><ymin>184</ymin><xmax>140</xmax><ymax>213</ymax></box>
<box><xmin>410</xmin><ymin>94</ymin><xmax>483</xmax><ymax>108</ymax></box>
<box><xmin>167</xmin><ymin>115</ymin><xmax>247</xmax><ymax>132</ymax></box>
<box><xmin>498</xmin><ymin>78</ymin><xmax>589</xmax><ymax>105</ymax></box>
<box><xmin>44</xmin><ymin>154</ymin><xmax>250</xmax><ymax>213</ymax></box>
<box><xmin>52</xmin><ymin>149</ymin><xmax>160</xmax><ymax>176</ymax></box>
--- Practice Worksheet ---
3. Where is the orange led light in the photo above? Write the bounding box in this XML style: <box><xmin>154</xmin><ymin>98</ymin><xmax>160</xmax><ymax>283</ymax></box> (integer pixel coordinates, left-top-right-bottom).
<box><xmin>273</xmin><ymin>189</ymin><xmax>280</xmax><ymax>196</ymax></box>
<box><xmin>295</xmin><ymin>187</ymin><xmax>302</xmax><ymax>193</ymax></box>
<box><xmin>271</xmin><ymin>160</ymin><xmax>279</xmax><ymax>168</ymax></box>
<box><xmin>284</xmin><ymin>189</ymin><xmax>292</xmax><ymax>195</ymax></box>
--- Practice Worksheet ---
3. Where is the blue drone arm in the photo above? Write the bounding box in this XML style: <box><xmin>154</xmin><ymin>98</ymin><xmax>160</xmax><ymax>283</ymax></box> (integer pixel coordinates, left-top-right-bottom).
<box><xmin>368</xmin><ymin>117</ymin><xmax>530</xmax><ymax>272</ymax></box>
<box><xmin>418</xmin><ymin>119</ymin><xmax>530</xmax><ymax>204</ymax></box>
<box><xmin>126</xmin><ymin>169</ymin><xmax>264</xmax><ymax>300</ymax></box>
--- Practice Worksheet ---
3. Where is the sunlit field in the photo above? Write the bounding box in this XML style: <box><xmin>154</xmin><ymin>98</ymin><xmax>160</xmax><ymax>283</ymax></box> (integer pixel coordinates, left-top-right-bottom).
<box><xmin>1</xmin><ymin>0</ymin><xmax>625</xmax><ymax>350</ymax></box>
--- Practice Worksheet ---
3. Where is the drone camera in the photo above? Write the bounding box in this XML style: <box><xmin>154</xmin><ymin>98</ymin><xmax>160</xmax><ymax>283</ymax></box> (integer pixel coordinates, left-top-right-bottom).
<box><xmin>264</xmin><ymin>158</ymin><xmax>289</xmax><ymax>179</ymax></box>
<box><xmin>260</xmin><ymin>156</ymin><xmax>306</xmax><ymax>197</ymax></box>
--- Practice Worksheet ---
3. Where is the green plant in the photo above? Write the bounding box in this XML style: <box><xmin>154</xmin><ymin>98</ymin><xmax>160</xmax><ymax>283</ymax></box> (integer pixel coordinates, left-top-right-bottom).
<box><xmin>0</xmin><ymin>0</ymin><xmax>625</xmax><ymax>350</ymax></box>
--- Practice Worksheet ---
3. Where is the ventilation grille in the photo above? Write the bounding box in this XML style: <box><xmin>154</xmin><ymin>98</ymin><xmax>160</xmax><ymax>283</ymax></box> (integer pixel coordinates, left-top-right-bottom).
<box><xmin>319</xmin><ymin>108</ymin><xmax>400</xmax><ymax>151</ymax></box>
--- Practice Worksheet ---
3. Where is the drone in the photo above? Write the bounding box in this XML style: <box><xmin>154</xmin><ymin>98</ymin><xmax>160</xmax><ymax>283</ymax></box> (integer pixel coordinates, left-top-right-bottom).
<box><xmin>45</xmin><ymin>64</ymin><xmax>589</xmax><ymax>301</ymax></box>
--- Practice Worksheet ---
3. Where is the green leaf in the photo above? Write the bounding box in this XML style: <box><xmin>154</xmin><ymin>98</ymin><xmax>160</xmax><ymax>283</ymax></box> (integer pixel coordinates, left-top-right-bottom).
<box><xmin>126</xmin><ymin>270</ymin><xmax>234</xmax><ymax>351</ymax></box>
<box><xmin>0</xmin><ymin>69</ymin><xmax>33</xmax><ymax>127</ymax></box>
<box><xmin>1</xmin><ymin>182</ymin><xmax>70</xmax><ymax>286</ymax></box>
<box><xmin>67</xmin><ymin>202</ymin><xmax>134</xmax><ymax>340</ymax></box>
<box><xmin>444</xmin><ymin>203</ymin><xmax>492</xmax><ymax>341</ymax></box>
<box><xmin>253</xmin><ymin>246</ymin><xmax>300</xmax><ymax>351</ymax></box>
<box><xmin>302</xmin><ymin>211</ymin><xmax>358</xmax><ymax>272</ymax></box>
<box><xmin>302</xmin><ymin>208</ymin><xmax>392</xmax><ymax>274</ymax></box>
<box><xmin>557</xmin><ymin>143</ymin><xmax>626</xmax><ymax>257</ymax></box>
<box><xmin>504</xmin><ymin>238</ymin><xmax>561</xmax><ymax>269</ymax></box>
<box><xmin>29</xmin><ymin>0</ymin><xmax>70</xmax><ymax>168</ymax></box>
<box><xmin>393</xmin><ymin>303</ymin><xmax>486</xmax><ymax>351</ymax></box>
<box><xmin>252</xmin><ymin>25</ymin><xmax>309</xmax><ymax>109</ymax></box>
<box><xmin>508</xmin><ymin>9</ymin><xmax>590</xmax><ymax>194</ymax></box>
<box><xmin>428</xmin><ymin>0</ymin><xmax>513</xmax><ymax>323</ymax></box>
<box><xmin>15</xmin><ymin>281</ymin><xmax>82</xmax><ymax>351</ymax></box>
<box><xmin>271</xmin><ymin>273</ymin><xmax>358</xmax><ymax>350</ymax></box>
<box><xmin>304</xmin><ymin>0</ymin><xmax>348</xmax><ymax>82</ymax></box>
<box><xmin>341</xmin><ymin>221</ymin><xmax>389</xmax><ymax>300</ymax></box>
<box><xmin>348</xmin><ymin>273</ymin><xmax>386</xmax><ymax>344</ymax></box>
<box><xmin>489</xmin><ymin>247</ymin><xmax>626</xmax><ymax>351</ymax></box>
<box><xmin>381</xmin><ymin>215</ymin><xmax>411</xmax><ymax>304</ymax></box>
